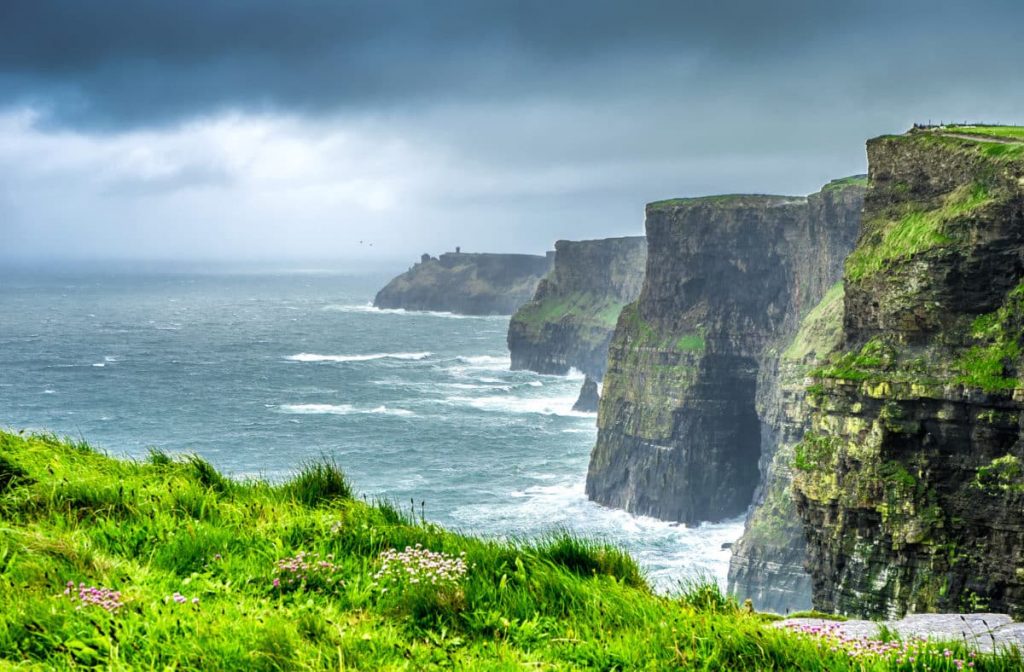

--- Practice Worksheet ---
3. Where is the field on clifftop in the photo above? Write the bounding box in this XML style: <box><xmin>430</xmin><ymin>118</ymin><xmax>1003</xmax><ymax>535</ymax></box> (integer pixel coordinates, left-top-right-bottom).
<box><xmin>0</xmin><ymin>429</ymin><xmax>1020</xmax><ymax>670</ymax></box>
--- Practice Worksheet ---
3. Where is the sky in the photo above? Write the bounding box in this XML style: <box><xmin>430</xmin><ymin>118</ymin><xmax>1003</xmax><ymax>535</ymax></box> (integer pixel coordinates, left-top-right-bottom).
<box><xmin>1</xmin><ymin>1</ymin><xmax>1022</xmax><ymax>267</ymax></box>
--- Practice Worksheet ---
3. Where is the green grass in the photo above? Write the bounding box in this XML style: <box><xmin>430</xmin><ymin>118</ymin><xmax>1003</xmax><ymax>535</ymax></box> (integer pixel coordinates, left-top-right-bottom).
<box><xmin>647</xmin><ymin>194</ymin><xmax>800</xmax><ymax>210</ymax></box>
<box><xmin>940</xmin><ymin>125</ymin><xmax>1024</xmax><ymax>142</ymax></box>
<box><xmin>1</xmin><ymin>429</ymin><xmax>1022</xmax><ymax>670</ymax></box>
<box><xmin>846</xmin><ymin>182</ymin><xmax>994</xmax><ymax>281</ymax></box>
<box><xmin>821</xmin><ymin>175</ymin><xmax>869</xmax><ymax>191</ymax></box>
<box><xmin>675</xmin><ymin>332</ymin><xmax>706</xmax><ymax>352</ymax></box>
<box><xmin>783</xmin><ymin>282</ymin><xmax>844</xmax><ymax>361</ymax></box>
<box><xmin>512</xmin><ymin>293</ymin><xmax>626</xmax><ymax>332</ymax></box>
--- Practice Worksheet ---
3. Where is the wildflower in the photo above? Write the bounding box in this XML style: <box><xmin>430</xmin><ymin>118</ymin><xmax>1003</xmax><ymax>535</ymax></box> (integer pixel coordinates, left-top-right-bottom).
<box><xmin>373</xmin><ymin>544</ymin><xmax>468</xmax><ymax>593</ymax></box>
<box><xmin>272</xmin><ymin>551</ymin><xmax>344</xmax><ymax>592</ymax></box>
<box><xmin>63</xmin><ymin>581</ymin><xmax>124</xmax><ymax>613</ymax></box>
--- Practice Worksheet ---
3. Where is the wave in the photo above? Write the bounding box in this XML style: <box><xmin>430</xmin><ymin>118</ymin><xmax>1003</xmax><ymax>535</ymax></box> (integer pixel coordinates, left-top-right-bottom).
<box><xmin>286</xmin><ymin>352</ymin><xmax>431</xmax><ymax>363</ymax></box>
<box><xmin>323</xmin><ymin>304</ymin><xmax>508</xmax><ymax>320</ymax></box>
<box><xmin>444</xmin><ymin>394</ymin><xmax>596</xmax><ymax>418</ymax></box>
<box><xmin>91</xmin><ymin>362</ymin><xmax>106</xmax><ymax>368</ymax></box>
<box><xmin>456</xmin><ymin>355</ymin><xmax>510</xmax><ymax>366</ymax></box>
<box><xmin>279</xmin><ymin>404</ymin><xmax>415</xmax><ymax>417</ymax></box>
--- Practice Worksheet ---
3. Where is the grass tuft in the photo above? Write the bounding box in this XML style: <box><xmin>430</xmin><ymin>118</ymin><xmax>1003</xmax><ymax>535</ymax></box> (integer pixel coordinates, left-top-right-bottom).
<box><xmin>284</xmin><ymin>456</ymin><xmax>353</xmax><ymax>506</ymax></box>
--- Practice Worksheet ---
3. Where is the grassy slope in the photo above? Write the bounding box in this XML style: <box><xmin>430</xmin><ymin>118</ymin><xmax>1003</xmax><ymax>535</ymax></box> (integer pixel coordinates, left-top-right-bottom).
<box><xmin>0</xmin><ymin>430</ymin><xmax>1019</xmax><ymax>670</ymax></box>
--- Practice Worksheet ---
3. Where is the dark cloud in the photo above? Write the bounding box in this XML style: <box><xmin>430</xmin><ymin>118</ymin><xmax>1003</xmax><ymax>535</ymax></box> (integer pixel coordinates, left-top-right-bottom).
<box><xmin>0</xmin><ymin>1</ymin><xmax>1022</xmax><ymax>263</ymax></box>
<box><xmin>1</xmin><ymin>0</ymin><xmax>1021</xmax><ymax>129</ymax></box>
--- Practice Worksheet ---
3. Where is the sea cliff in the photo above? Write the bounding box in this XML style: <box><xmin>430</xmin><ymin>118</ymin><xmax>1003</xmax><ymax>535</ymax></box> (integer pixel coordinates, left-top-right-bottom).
<box><xmin>790</xmin><ymin>126</ymin><xmax>1024</xmax><ymax>618</ymax></box>
<box><xmin>374</xmin><ymin>251</ymin><xmax>553</xmax><ymax>315</ymax></box>
<box><xmin>586</xmin><ymin>179</ymin><xmax>865</xmax><ymax>526</ymax></box>
<box><xmin>507</xmin><ymin>236</ymin><xmax>647</xmax><ymax>379</ymax></box>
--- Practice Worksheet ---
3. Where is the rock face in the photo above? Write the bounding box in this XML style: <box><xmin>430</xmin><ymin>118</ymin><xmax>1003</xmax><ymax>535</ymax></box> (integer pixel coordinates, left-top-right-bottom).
<box><xmin>587</xmin><ymin>180</ymin><xmax>865</xmax><ymax>525</ymax></box>
<box><xmin>727</xmin><ymin>283</ymin><xmax>846</xmax><ymax>614</ymax></box>
<box><xmin>792</xmin><ymin>127</ymin><xmax>1024</xmax><ymax>619</ymax></box>
<box><xmin>374</xmin><ymin>251</ymin><xmax>554</xmax><ymax>315</ymax></box>
<box><xmin>507</xmin><ymin>237</ymin><xmax>646</xmax><ymax>379</ymax></box>
<box><xmin>573</xmin><ymin>376</ymin><xmax>601</xmax><ymax>413</ymax></box>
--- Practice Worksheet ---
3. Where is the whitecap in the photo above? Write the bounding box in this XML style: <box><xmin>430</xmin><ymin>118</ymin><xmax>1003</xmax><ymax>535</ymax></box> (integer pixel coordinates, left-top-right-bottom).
<box><xmin>279</xmin><ymin>403</ymin><xmax>415</xmax><ymax>417</ymax></box>
<box><xmin>456</xmin><ymin>355</ymin><xmax>511</xmax><ymax>367</ymax></box>
<box><xmin>286</xmin><ymin>352</ymin><xmax>431</xmax><ymax>363</ymax></box>
<box><xmin>322</xmin><ymin>304</ymin><xmax>508</xmax><ymax>320</ymax></box>
<box><xmin>92</xmin><ymin>362</ymin><xmax>106</xmax><ymax>368</ymax></box>
<box><xmin>42</xmin><ymin>389</ymin><xmax>56</xmax><ymax>395</ymax></box>
<box><xmin>443</xmin><ymin>394</ymin><xmax>596</xmax><ymax>418</ymax></box>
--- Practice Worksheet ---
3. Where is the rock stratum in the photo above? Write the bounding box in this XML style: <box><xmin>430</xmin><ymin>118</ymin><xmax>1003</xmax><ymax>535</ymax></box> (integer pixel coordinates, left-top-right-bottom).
<box><xmin>507</xmin><ymin>237</ymin><xmax>647</xmax><ymax>379</ymax></box>
<box><xmin>374</xmin><ymin>251</ymin><xmax>554</xmax><ymax>315</ymax></box>
<box><xmin>788</xmin><ymin>126</ymin><xmax>1024</xmax><ymax>619</ymax></box>
<box><xmin>586</xmin><ymin>179</ymin><xmax>865</xmax><ymax>526</ymax></box>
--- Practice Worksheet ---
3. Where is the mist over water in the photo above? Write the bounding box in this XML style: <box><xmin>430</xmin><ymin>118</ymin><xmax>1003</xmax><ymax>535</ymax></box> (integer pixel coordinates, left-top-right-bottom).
<box><xmin>0</xmin><ymin>269</ymin><xmax>742</xmax><ymax>590</ymax></box>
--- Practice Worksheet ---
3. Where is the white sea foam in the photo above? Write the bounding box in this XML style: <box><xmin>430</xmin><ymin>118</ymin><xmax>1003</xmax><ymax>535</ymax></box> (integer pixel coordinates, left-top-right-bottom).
<box><xmin>279</xmin><ymin>403</ymin><xmax>415</xmax><ymax>417</ymax></box>
<box><xmin>527</xmin><ymin>381</ymin><xmax>543</xmax><ymax>387</ymax></box>
<box><xmin>446</xmin><ymin>394</ymin><xmax>595</xmax><ymax>418</ymax></box>
<box><xmin>455</xmin><ymin>354</ymin><xmax>511</xmax><ymax>367</ymax></box>
<box><xmin>92</xmin><ymin>362</ymin><xmax>106</xmax><ymax>368</ymax></box>
<box><xmin>42</xmin><ymin>389</ymin><xmax>56</xmax><ymax>395</ymax></box>
<box><xmin>104</xmin><ymin>355</ymin><xmax>119</xmax><ymax>363</ymax></box>
<box><xmin>286</xmin><ymin>352</ymin><xmax>431</xmax><ymax>363</ymax></box>
<box><xmin>323</xmin><ymin>304</ymin><xmax>508</xmax><ymax>320</ymax></box>
<box><xmin>489</xmin><ymin>478</ymin><xmax>744</xmax><ymax>591</ymax></box>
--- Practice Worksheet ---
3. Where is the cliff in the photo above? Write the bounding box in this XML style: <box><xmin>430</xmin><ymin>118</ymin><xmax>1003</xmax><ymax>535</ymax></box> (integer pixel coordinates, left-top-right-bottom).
<box><xmin>791</xmin><ymin>126</ymin><xmax>1024</xmax><ymax>618</ymax></box>
<box><xmin>727</xmin><ymin>283</ymin><xmax>845</xmax><ymax>613</ymax></box>
<box><xmin>586</xmin><ymin>180</ymin><xmax>865</xmax><ymax>526</ymax></box>
<box><xmin>507</xmin><ymin>237</ymin><xmax>647</xmax><ymax>379</ymax></box>
<box><xmin>373</xmin><ymin>251</ymin><xmax>554</xmax><ymax>315</ymax></box>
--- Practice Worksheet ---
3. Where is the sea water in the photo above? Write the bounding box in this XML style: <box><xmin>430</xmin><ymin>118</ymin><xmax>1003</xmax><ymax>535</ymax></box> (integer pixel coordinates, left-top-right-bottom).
<box><xmin>0</xmin><ymin>267</ymin><xmax>742</xmax><ymax>590</ymax></box>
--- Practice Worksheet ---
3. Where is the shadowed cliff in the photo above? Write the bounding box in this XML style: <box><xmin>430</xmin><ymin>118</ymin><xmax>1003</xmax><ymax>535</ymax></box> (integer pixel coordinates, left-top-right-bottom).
<box><xmin>586</xmin><ymin>180</ymin><xmax>865</xmax><ymax>526</ymax></box>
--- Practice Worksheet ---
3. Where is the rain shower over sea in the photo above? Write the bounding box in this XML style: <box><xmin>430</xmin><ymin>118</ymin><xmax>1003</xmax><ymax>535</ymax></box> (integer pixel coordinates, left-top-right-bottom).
<box><xmin>0</xmin><ymin>268</ymin><xmax>742</xmax><ymax>589</ymax></box>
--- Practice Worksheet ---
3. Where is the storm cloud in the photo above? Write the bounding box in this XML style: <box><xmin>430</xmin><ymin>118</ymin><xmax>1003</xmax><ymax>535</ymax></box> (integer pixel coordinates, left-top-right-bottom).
<box><xmin>1</xmin><ymin>0</ymin><xmax>1022</xmax><ymax>263</ymax></box>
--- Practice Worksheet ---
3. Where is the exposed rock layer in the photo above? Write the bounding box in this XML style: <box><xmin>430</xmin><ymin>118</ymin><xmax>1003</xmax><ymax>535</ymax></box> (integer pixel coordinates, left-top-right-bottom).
<box><xmin>507</xmin><ymin>237</ymin><xmax>646</xmax><ymax>379</ymax></box>
<box><xmin>374</xmin><ymin>252</ymin><xmax>553</xmax><ymax>315</ymax></box>
<box><xmin>727</xmin><ymin>283</ymin><xmax>845</xmax><ymax>614</ymax></box>
<box><xmin>587</xmin><ymin>180</ymin><xmax>865</xmax><ymax>526</ymax></box>
<box><xmin>792</xmin><ymin>127</ymin><xmax>1024</xmax><ymax>619</ymax></box>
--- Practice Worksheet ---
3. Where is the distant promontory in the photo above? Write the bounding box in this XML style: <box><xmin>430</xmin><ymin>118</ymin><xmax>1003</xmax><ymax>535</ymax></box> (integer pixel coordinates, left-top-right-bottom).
<box><xmin>373</xmin><ymin>249</ymin><xmax>554</xmax><ymax>315</ymax></box>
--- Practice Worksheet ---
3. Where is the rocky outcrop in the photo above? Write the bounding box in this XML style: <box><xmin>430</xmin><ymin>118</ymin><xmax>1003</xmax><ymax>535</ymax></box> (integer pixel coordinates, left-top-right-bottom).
<box><xmin>374</xmin><ymin>251</ymin><xmax>554</xmax><ymax>315</ymax></box>
<box><xmin>792</xmin><ymin>126</ymin><xmax>1024</xmax><ymax>619</ymax></box>
<box><xmin>507</xmin><ymin>237</ymin><xmax>646</xmax><ymax>379</ymax></box>
<box><xmin>573</xmin><ymin>376</ymin><xmax>601</xmax><ymax>413</ymax></box>
<box><xmin>586</xmin><ymin>179</ymin><xmax>865</xmax><ymax>526</ymax></box>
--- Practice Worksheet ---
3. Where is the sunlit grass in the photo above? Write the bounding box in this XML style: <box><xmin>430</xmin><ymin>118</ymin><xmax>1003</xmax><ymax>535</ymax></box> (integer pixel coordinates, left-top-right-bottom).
<box><xmin>1</xmin><ymin>429</ymin><xmax>1021</xmax><ymax>669</ymax></box>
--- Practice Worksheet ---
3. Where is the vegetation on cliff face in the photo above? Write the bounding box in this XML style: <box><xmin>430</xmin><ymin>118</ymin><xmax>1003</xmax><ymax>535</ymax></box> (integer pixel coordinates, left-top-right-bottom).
<box><xmin>4</xmin><ymin>429</ymin><xmax>1022</xmax><ymax>670</ymax></box>
<box><xmin>507</xmin><ymin>237</ymin><xmax>646</xmax><ymax>379</ymax></box>
<box><xmin>792</xmin><ymin>126</ymin><xmax>1024</xmax><ymax>620</ymax></box>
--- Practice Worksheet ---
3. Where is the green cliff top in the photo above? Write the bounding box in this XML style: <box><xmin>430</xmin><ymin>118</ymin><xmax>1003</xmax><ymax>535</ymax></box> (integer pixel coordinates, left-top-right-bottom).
<box><xmin>648</xmin><ymin>194</ymin><xmax>805</xmax><ymax>211</ymax></box>
<box><xmin>876</xmin><ymin>125</ymin><xmax>1024</xmax><ymax>163</ymax></box>
<box><xmin>821</xmin><ymin>175</ymin><xmax>868</xmax><ymax>192</ymax></box>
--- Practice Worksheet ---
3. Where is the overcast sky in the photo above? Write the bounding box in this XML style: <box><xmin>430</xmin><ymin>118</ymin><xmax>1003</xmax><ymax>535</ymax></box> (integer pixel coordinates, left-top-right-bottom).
<box><xmin>1</xmin><ymin>1</ymin><xmax>1022</xmax><ymax>267</ymax></box>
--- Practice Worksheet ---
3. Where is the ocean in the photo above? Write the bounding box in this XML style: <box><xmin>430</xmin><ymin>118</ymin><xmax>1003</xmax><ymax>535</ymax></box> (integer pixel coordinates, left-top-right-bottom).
<box><xmin>0</xmin><ymin>267</ymin><xmax>742</xmax><ymax>590</ymax></box>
